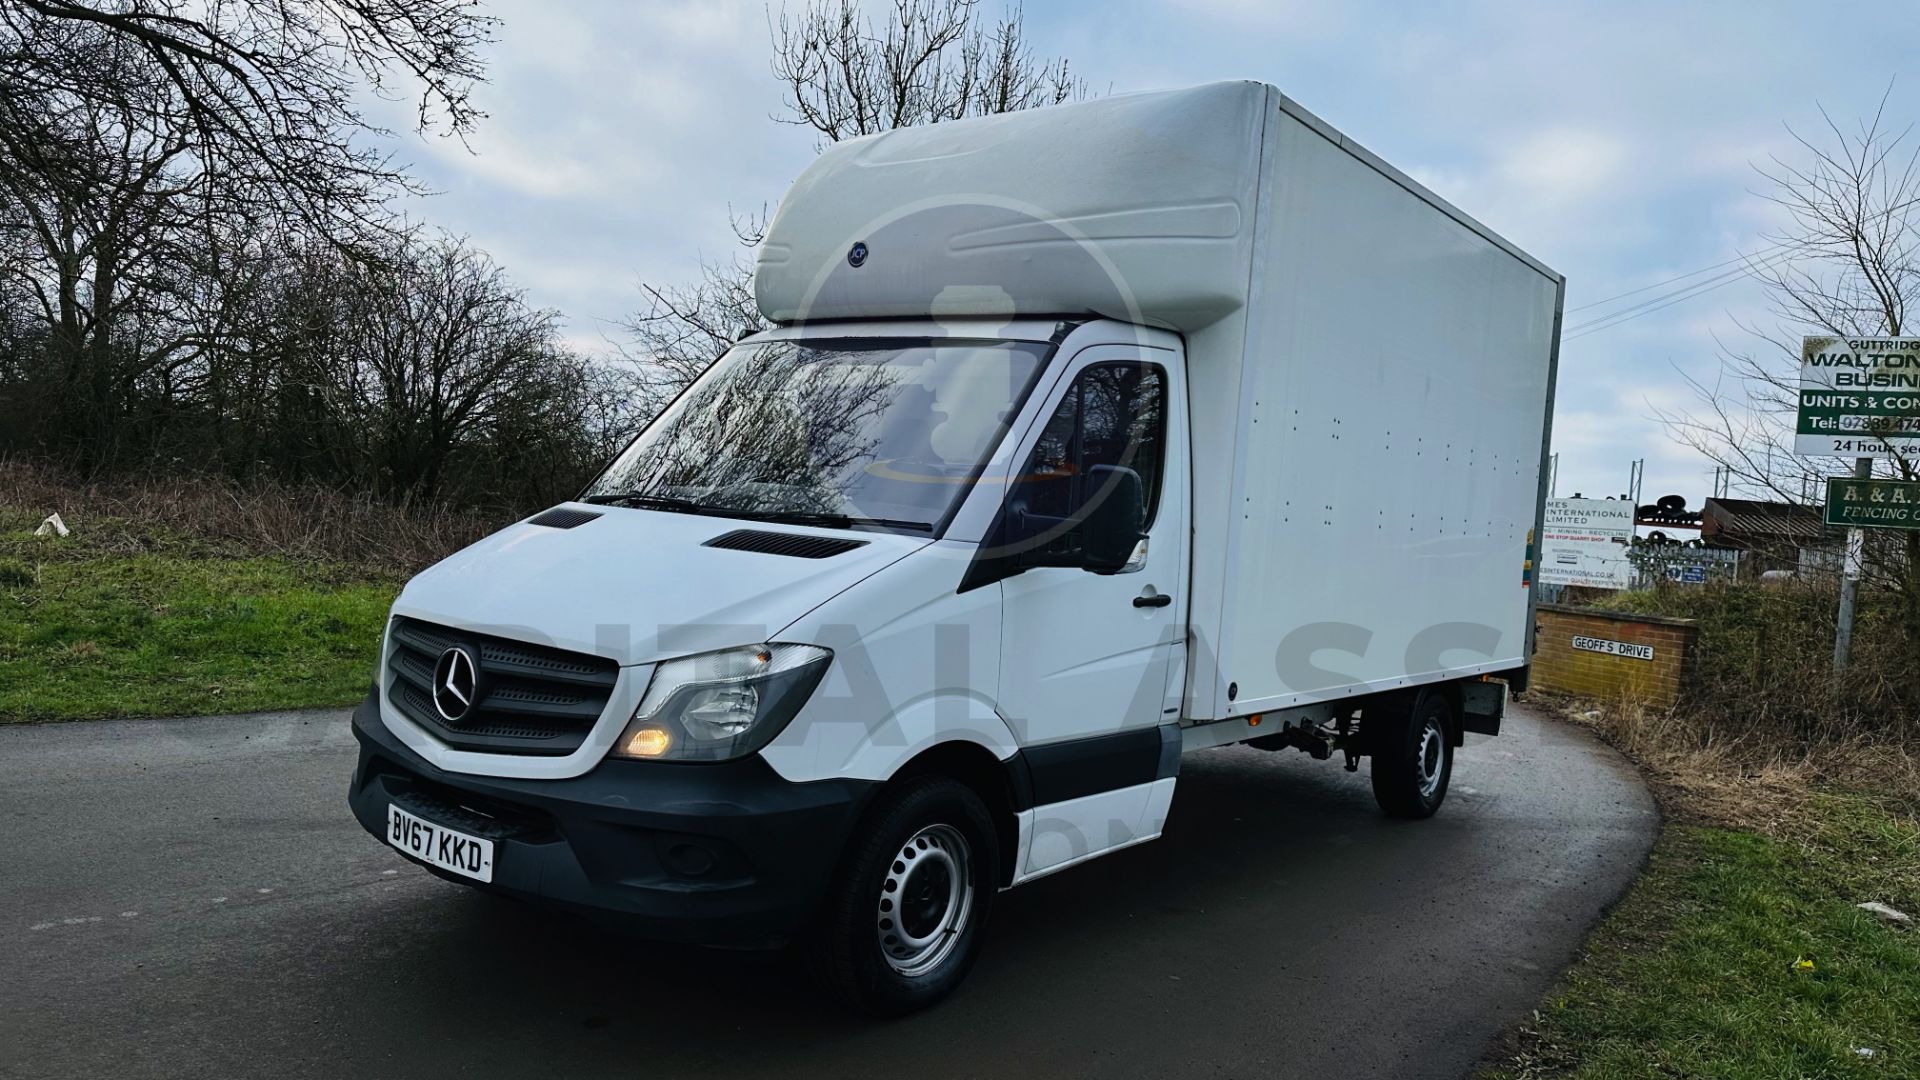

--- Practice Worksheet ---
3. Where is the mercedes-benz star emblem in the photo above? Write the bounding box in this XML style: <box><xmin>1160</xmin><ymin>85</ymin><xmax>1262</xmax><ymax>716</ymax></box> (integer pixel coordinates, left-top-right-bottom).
<box><xmin>432</xmin><ymin>646</ymin><xmax>479</xmax><ymax>723</ymax></box>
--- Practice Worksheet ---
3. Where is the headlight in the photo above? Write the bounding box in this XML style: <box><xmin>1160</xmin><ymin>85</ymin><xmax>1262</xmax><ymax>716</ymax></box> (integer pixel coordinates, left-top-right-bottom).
<box><xmin>609</xmin><ymin>643</ymin><xmax>832</xmax><ymax>762</ymax></box>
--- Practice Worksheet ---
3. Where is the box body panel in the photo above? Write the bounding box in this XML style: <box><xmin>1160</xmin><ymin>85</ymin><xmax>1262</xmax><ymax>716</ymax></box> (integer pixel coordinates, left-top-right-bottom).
<box><xmin>1189</xmin><ymin>108</ymin><xmax>1559</xmax><ymax>719</ymax></box>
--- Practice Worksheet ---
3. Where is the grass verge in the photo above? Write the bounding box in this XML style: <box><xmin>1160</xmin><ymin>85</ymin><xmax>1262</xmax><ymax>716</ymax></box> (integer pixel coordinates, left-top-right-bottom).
<box><xmin>1485</xmin><ymin>708</ymin><xmax>1920</xmax><ymax>1079</ymax></box>
<box><xmin>0</xmin><ymin>507</ymin><xmax>399</xmax><ymax>722</ymax></box>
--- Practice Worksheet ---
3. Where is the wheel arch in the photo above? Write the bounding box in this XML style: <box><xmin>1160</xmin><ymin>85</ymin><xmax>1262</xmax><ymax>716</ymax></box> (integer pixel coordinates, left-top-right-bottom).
<box><xmin>888</xmin><ymin>740</ymin><xmax>1025</xmax><ymax>888</ymax></box>
<box><xmin>1430</xmin><ymin>680</ymin><xmax>1467</xmax><ymax>747</ymax></box>
<box><xmin>1362</xmin><ymin>681</ymin><xmax>1465</xmax><ymax>750</ymax></box>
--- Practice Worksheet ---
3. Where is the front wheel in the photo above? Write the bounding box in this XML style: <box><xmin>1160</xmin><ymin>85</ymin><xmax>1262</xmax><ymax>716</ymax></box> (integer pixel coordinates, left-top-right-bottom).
<box><xmin>1370</xmin><ymin>690</ymin><xmax>1454</xmax><ymax>819</ymax></box>
<box><xmin>805</xmin><ymin>776</ymin><xmax>999</xmax><ymax>1015</ymax></box>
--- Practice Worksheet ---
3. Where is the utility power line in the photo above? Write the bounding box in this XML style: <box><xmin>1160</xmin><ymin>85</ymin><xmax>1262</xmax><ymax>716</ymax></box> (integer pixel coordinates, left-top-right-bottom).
<box><xmin>1564</xmin><ymin>236</ymin><xmax>1803</xmax><ymax>314</ymax></box>
<box><xmin>1561</xmin><ymin>199</ymin><xmax>1920</xmax><ymax>342</ymax></box>
<box><xmin>1562</xmin><ymin>242</ymin><xmax>1804</xmax><ymax>342</ymax></box>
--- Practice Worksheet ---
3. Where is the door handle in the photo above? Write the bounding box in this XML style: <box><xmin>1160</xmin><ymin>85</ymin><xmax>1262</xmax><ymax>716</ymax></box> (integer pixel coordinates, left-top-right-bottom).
<box><xmin>1133</xmin><ymin>591</ymin><xmax>1172</xmax><ymax>608</ymax></box>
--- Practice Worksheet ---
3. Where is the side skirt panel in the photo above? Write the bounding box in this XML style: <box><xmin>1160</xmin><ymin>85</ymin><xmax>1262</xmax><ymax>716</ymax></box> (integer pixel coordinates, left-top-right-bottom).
<box><xmin>1009</xmin><ymin>777</ymin><xmax>1178</xmax><ymax>885</ymax></box>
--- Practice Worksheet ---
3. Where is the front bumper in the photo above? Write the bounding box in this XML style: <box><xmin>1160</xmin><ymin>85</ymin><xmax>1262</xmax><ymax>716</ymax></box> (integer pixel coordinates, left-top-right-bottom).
<box><xmin>347</xmin><ymin>693</ymin><xmax>874</xmax><ymax>945</ymax></box>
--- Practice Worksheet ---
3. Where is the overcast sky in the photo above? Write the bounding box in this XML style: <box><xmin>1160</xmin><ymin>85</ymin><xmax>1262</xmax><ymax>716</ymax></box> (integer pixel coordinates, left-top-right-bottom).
<box><xmin>369</xmin><ymin>0</ymin><xmax>1917</xmax><ymax>508</ymax></box>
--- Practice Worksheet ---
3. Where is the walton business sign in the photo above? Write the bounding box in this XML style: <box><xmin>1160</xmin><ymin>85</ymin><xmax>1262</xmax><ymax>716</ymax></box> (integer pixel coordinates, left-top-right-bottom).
<box><xmin>1796</xmin><ymin>336</ymin><xmax>1920</xmax><ymax>457</ymax></box>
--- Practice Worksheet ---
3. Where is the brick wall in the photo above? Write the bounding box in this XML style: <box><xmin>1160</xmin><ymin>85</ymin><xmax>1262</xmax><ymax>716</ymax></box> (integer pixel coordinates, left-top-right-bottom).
<box><xmin>1531</xmin><ymin>603</ymin><xmax>1696</xmax><ymax>707</ymax></box>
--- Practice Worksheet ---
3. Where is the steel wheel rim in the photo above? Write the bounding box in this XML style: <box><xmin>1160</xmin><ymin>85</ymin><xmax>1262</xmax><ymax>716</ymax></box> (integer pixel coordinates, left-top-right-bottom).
<box><xmin>877</xmin><ymin>823</ymin><xmax>973</xmax><ymax>977</ymax></box>
<box><xmin>1417</xmin><ymin>717</ymin><xmax>1446</xmax><ymax>798</ymax></box>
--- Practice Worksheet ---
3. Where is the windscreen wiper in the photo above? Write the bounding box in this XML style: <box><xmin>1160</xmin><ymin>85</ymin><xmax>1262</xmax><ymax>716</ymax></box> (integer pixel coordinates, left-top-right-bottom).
<box><xmin>581</xmin><ymin>492</ymin><xmax>713</xmax><ymax>514</ymax></box>
<box><xmin>734</xmin><ymin>510</ymin><xmax>935</xmax><ymax>533</ymax></box>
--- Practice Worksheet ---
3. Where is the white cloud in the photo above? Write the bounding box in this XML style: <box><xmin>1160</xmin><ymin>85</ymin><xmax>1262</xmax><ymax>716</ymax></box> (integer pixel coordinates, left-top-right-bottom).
<box><xmin>1161</xmin><ymin>0</ymin><xmax>1349</xmax><ymax>35</ymax></box>
<box><xmin>1405</xmin><ymin>125</ymin><xmax>1646</xmax><ymax>261</ymax></box>
<box><xmin>366</xmin><ymin>0</ymin><xmax>816</xmax><ymax>346</ymax></box>
<box><xmin>1495</xmin><ymin>128</ymin><xmax>1633</xmax><ymax>205</ymax></box>
<box><xmin>421</xmin><ymin>130</ymin><xmax>627</xmax><ymax>200</ymax></box>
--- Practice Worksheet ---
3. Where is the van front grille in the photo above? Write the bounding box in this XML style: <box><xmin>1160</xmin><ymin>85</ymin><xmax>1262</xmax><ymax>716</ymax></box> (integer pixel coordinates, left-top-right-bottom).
<box><xmin>385</xmin><ymin>616</ymin><xmax>619</xmax><ymax>756</ymax></box>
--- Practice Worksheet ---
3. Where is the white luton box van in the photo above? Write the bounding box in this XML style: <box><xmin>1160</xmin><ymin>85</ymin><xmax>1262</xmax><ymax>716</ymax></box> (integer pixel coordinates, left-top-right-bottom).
<box><xmin>349</xmin><ymin>81</ymin><xmax>1563</xmax><ymax>1013</ymax></box>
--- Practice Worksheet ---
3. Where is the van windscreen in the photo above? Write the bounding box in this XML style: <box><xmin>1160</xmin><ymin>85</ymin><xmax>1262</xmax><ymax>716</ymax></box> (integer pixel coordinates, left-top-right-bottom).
<box><xmin>585</xmin><ymin>338</ymin><xmax>1051</xmax><ymax>535</ymax></box>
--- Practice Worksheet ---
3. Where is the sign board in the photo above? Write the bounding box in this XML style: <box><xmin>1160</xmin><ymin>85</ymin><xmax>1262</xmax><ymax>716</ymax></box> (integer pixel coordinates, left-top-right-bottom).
<box><xmin>1824</xmin><ymin>477</ymin><xmax>1920</xmax><ymax>531</ymax></box>
<box><xmin>1629</xmin><ymin>543</ymin><xmax>1739</xmax><ymax>587</ymax></box>
<box><xmin>1797</xmin><ymin>336</ymin><xmax>1920</xmax><ymax>457</ymax></box>
<box><xmin>1539</xmin><ymin>498</ymin><xmax>1635</xmax><ymax>589</ymax></box>
<box><xmin>1571</xmin><ymin>635</ymin><xmax>1655</xmax><ymax>661</ymax></box>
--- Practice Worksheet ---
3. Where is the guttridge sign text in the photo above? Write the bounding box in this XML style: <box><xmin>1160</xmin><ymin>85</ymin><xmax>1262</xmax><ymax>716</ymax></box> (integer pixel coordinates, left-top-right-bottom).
<box><xmin>1797</xmin><ymin>336</ymin><xmax>1920</xmax><ymax>457</ymax></box>
<box><xmin>1825</xmin><ymin>477</ymin><xmax>1920</xmax><ymax>531</ymax></box>
<box><xmin>1571</xmin><ymin>635</ymin><xmax>1655</xmax><ymax>661</ymax></box>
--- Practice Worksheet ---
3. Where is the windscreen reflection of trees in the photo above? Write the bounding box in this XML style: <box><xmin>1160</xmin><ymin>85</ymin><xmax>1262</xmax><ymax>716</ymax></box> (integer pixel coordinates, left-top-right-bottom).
<box><xmin>599</xmin><ymin>343</ymin><xmax>902</xmax><ymax>516</ymax></box>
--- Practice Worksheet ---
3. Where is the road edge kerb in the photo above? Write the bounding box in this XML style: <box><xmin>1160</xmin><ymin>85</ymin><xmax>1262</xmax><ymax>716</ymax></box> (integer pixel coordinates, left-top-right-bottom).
<box><xmin>0</xmin><ymin>703</ymin><xmax>356</xmax><ymax>728</ymax></box>
<box><xmin>1470</xmin><ymin>693</ymin><xmax>1666</xmax><ymax>1077</ymax></box>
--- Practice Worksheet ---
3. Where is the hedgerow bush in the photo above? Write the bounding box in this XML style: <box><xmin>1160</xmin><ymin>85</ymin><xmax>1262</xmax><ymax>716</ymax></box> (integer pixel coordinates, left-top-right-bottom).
<box><xmin>1598</xmin><ymin>580</ymin><xmax>1920</xmax><ymax>751</ymax></box>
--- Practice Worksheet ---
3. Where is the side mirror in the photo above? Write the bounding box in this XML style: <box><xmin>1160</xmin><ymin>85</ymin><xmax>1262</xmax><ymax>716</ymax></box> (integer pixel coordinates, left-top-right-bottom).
<box><xmin>958</xmin><ymin>465</ymin><xmax>1148</xmax><ymax>592</ymax></box>
<box><xmin>1078</xmin><ymin>464</ymin><xmax>1147</xmax><ymax>573</ymax></box>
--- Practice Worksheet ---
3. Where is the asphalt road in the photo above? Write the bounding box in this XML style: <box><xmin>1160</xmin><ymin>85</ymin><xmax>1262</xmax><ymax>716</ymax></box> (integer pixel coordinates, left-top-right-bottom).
<box><xmin>1</xmin><ymin>701</ymin><xmax>1654</xmax><ymax>1080</ymax></box>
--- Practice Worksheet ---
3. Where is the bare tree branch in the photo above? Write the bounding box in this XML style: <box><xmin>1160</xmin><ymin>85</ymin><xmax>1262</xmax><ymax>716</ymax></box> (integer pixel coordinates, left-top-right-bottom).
<box><xmin>628</xmin><ymin>0</ymin><xmax>1089</xmax><ymax>413</ymax></box>
<box><xmin>1661</xmin><ymin>86</ymin><xmax>1920</xmax><ymax>635</ymax></box>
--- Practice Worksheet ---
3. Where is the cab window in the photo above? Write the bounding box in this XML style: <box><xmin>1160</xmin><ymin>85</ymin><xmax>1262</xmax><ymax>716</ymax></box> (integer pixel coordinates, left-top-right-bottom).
<box><xmin>1020</xmin><ymin>361</ymin><xmax>1167</xmax><ymax>527</ymax></box>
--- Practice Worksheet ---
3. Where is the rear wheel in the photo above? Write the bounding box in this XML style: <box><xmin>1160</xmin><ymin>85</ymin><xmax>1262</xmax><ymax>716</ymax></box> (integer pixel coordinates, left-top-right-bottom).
<box><xmin>1370</xmin><ymin>690</ymin><xmax>1454</xmax><ymax>818</ymax></box>
<box><xmin>805</xmin><ymin>776</ymin><xmax>998</xmax><ymax>1015</ymax></box>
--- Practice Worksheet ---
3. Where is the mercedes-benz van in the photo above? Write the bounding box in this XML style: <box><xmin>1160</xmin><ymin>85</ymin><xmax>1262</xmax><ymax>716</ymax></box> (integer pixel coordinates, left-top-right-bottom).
<box><xmin>349</xmin><ymin>81</ymin><xmax>1562</xmax><ymax>1014</ymax></box>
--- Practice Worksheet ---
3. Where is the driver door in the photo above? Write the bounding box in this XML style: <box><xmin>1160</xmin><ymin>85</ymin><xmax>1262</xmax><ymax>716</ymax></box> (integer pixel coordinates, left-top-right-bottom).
<box><xmin>993</xmin><ymin>346</ymin><xmax>1188</xmax><ymax>879</ymax></box>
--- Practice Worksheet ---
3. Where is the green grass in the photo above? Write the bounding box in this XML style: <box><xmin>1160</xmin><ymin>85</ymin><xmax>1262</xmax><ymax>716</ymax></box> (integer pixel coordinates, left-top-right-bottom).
<box><xmin>0</xmin><ymin>512</ymin><xmax>398</xmax><ymax>721</ymax></box>
<box><xmin>1488</xmin><ymin>795</ymin><xmax>1920</xmax><ymax>1078</ymax></box>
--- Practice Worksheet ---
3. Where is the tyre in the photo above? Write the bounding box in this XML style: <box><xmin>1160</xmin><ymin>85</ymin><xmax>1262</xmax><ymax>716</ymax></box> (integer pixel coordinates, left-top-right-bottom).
<box><xmin>805</xmin><ymin>775</ymin><xmax>999</xmax><ymax>1016</ymax></box>
<box><xmin>1370</xmin><ymin>690</ymin><xmax>1454</xmax><ymax>819</ymax></box>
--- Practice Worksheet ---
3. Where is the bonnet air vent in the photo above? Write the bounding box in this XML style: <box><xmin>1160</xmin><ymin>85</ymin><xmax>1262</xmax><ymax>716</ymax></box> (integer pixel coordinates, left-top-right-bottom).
<box><xmin>527</xmin><ymin>507</ymin><xmax>602</xmax><ymax>529</ymax></box>
<box><xmin>703</xmin><ymin>529</ymin><xmax>869</xmax><ymax>559</ymax></box>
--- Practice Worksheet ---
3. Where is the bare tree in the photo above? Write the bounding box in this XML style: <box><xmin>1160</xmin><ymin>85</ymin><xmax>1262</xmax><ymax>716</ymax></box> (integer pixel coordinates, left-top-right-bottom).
<box><xmin>620</xmin><ymin>217</ymin><xmax>766</xmax><ymax>418</ymax></box>
<box><xmin>0</xmin><ymin>4</ymin><xmax>667</xmax><ymax>509</ymax></box>
<box><xmin>251</xmin><ymin>230</ymin><xmax>629</xmax><ymax>506</ymax></box>
<box><xmin>1660</xmin><ymin>89</ymin><xmax>1920</xmax><ymax>634</ymax></box>
<box><xmin>0</xmin><ymin>46</ymin><xmax>210</xmax><ymax>466</ymax></box>
<box><xmin>0</xmin><ymin>0</ymin><xmax>494</xmax><ymax>237</ymax></box>
<box><xmin>328</xmin><ymin>233</ymin><xmax>568</xmax><ymax>499</ymax></box>
<box><xmin>769</xmin><ymin>0</ymin><xmax>1082</xmax><ymax>145</ymax></box>
<box><xmin>0</xmin><ymin>0</ymin><xmax>496</xmax><ymax>471</ymax></box>
<box><xmin>625</xmin><ymin>0</ymin><xmax>1087</xmax><ymax>413</ymax></box>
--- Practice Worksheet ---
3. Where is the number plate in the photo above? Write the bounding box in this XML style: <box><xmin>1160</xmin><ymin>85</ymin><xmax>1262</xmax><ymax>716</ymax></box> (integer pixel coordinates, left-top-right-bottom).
<box><xmin>386</xmin><ymin>804</ymin><xmax>495</xmax><ymax>883</ymax></box>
